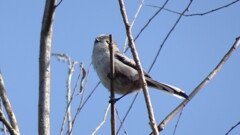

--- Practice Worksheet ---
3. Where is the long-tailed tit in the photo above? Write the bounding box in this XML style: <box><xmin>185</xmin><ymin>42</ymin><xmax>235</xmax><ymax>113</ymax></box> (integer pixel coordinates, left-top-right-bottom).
<box><xmin>92</xmin><ymin>34</ymin><xmax>188</xmax><ymax>99</ymax></box>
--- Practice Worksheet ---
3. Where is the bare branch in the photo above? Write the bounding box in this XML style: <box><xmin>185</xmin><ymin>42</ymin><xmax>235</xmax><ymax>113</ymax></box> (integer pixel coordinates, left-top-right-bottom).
<box><xmin>53</xmin><ymin>53</ymin><xmax>79</xmax><ymax>135</ymax></box>
<box><xmin>185</xmin><ymin>0</ymin><xmax>239</xmax><ymax>16</ymax></box>
<box><xmin>52</xmin><ymin>56</ymin><xmax>83</xmax><ymax>135</ymax></box>
<box><xmin>91</xmin><ymin>104</ymin><xmax>111</xmax><ymax>135</ymax></box>
<box><xmin>148</xmin><ymin>0</ymin><xmax>193</xmax><ymax>72</ymax></box>
<box><xmin>39</xmin><ymin>0</ymin><xmax>56</xmax><ymax>134</ymax></box>
<box><xmin>150</xmin><ymin>36</ymin><xmax>240</xmax><ymax>134</ymax></box>
<box><xmin>0</xmin><ymin>101</ymin><xmax>7</xmax><ymax>135</ymax></box>
<box><xmin>172</xmin><ymin>109</ymin><xmax>183</xmax><ymax>135</ymax></box>
<box><xmin>0</xmin><ymin>73</ymin><xmax>20</xmax><ymax>135</ymax></box>
<box><xmin>123</xmin><ymin>0</ymin><xmax>144</xmax><ymax>53</ymax></box>
<box><xmin>117</xmin><ymin>93</ymin><xmax>139</xmax><ymax>134</ymax></box>
<box><xmin>147</xmin><ymin>0</ymin><xmax>240</xmax><ymax>17</ymax></box>
<box><xmin>55</xmin><ymin>0</ymin><xmax>64</xmax><ymax>8</ymax></box>
<box><xmin>69</xmin><ymin>64</ymin><xmax>91</xmax><ymax>134</ymax></box>
<box><xmin>118</xmin><ymin>0</ymin><xmax>192</xmax><ymax>133</ymax></box>
<box><xmin>0</xmin><ymin>110</ymin><xmax>18</xmax><ymax>135</ymax></box>
<box><xmin>118</xmin><ymin>0</ymin><xmax>158</xmax><ymax>134</ymax></box>
<box><xmin>116</xmin><ymin>109</ymin><xmax>128</xmax><ymax>135</ymax></box>
<box><xmin>225</xmin><ymin>121</ymin><xmax>240</xmax><ymax>135</ymax></box>
<box><xmin>133</xmin><ymin>0</ymin><xmax>169</xmax><ymax>44</ymax></box>
<box><xmin>108</xmin><ymin>34</ymin><xmax>116</xmax><ymax>135</ymax></box>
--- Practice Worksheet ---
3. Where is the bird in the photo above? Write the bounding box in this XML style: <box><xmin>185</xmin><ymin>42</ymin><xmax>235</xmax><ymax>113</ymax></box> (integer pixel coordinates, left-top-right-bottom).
<box><xmin>92</xmin><ymin>34</ymin><xmax>188</xmax><ymax>99</ymax></box>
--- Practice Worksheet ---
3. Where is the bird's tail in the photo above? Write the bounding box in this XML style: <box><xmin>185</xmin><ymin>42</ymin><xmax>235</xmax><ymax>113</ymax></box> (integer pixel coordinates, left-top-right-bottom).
<box><xmin>146</xmin><ymin>78</ymin><xmax>188</xmax><ymax>99</ymax></box>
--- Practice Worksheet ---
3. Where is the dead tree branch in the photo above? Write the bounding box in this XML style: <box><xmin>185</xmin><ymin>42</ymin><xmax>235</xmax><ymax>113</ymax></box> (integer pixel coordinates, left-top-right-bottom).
<box><xmin>69</xmin><ymin>64</ymin><xmax>90</xmax><ymax>134</ymax></box>
<box><xmin>0</xmin><ymin>110</ymin><xmax>18</xmax><ymax>135</ymax></box>
<box><xmin>52</xmin><ymin>53</ymin><xmax>79</xmax><ymax>135</ymax></box>
<box><xmin>39</xmin><ymin>0</ymin><xmax>56</xmax><ymax>134</ymax></box>
<box><xmin>150</xmin><ymin>36</ymin><xmax>240</xmax><ymax>134</ymax></box>
<box><xmin>0</xmin><ymin>74</ymin><xmax>20</xmax><ymax>134</ymax></box>
<box><xmin>0</xmin><ymin>73</ymin><xmax>20</xmax><ymax>135</ymax></box>
<box><xmin>91</xmin><ymin>104</ymin><xmax>111</xmax><ymax>135</ymax></box>
<box><xmin>118</xmin><ymin>0</ymin><xmax>158</xmax><ymax>134</ymax></box>
<box><xmin>147</xmin><ymin>0</ymin><xmax>240</xmax><ymax>17</ymax></box>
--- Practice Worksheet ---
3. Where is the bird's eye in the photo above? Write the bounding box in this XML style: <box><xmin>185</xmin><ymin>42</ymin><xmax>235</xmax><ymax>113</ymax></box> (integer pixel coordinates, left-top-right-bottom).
<box><xmin>106</xmin><ymin>40</ymin><xmax>110</xmax><ymax>44</ymax></box>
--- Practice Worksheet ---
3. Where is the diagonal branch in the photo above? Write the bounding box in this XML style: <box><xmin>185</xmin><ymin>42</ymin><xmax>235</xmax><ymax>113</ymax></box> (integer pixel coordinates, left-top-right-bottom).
<box><xmin>150</xmin><ymin>36</ymin><xmax>240</xmax><ymax>134</ymax></box>
<box><xmin>147</xmin><ymin>0</ymin><xmax>240</xmax><ymax>17</ymax></box>
<box><xmin>0</xmin><ymin>109</ymin><xmax>18</xmax><ymax>135</ymax></box>
<box><xmin>118</xmin><ymin>0</ymin><xmax>158</xmax><ymax>134</ymax></box>
<box><xmin>0</xmin><ymin>73</ymin><xmax>20</xmax><ymax>135</ymax></box>
<box><xmin>134</xmin><ymin>0</ymin><xmax>169</xmax><ymax>43</ymax></box>
<box><xmin>225</xmin><ymin>121</ymin><xmax>240</xmax><ymax>135</ymax></box>
<box><xmin>148</xmin><ymin>0</ymin><xmax>193</xmax><ymax>72</ymax></box>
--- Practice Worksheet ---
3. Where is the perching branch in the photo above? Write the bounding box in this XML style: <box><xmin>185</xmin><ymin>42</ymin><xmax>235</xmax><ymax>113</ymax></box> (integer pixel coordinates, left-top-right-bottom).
<box><xmin>39</xmin><ymin>0</ymin><xmax>56</xmax><ymax>134</ymax></box>
<box><xmin>108</xmin><ymin>34</ymin><xmax>116</xmax><ymax>135</ymax></box>
<box><xmin>150</xmin><ymin>36</ymin><xmax>240</xmax><ymax>134</ymax></box>
<box><xmin>118</xmin><ymin>0</ymin><xmax>158</xmax><ymax>134</ymax></box>
<box><xmin>0</xmin><ymin>73</ymin><xmax>20</xmax><ymax>135</ymax></box>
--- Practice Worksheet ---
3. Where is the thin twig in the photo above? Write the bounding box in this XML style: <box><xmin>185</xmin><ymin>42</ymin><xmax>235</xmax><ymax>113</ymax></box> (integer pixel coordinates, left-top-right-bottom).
<box><xmin>150</xmin><ymin>36</ymin><xmax>240</xmax><ymax>134</ymax></box>
<box><xmin>118</xmin><ymin>0</ymin><xmax>158</xmax><ymax>134</ymax></box>
<box><xmin>116</xmin><ymin>109</ymin><xmax>128</xmax><ymax>135</ymax></box>
<box><xmin>133</xmin><ymin>0</ymin><xmax>169</xmax><ymax>44</ymax></box>
<box><xmin>172</xmin><ymin>109</ymin><xmax>183</xmax><ymax>135</ymax></box>
<box><xmin>147</xmin><ymin>0</ymin><xmax>240</xmax><ymax>17</ymax></box>
<box><xmin>225</xmin><ymin>121</ymin><xmax>240</xmax><ymax>135</ymax></box>
<box><xmin>52</xmin><ymin>53</ymin><xmax>79</xmax><ymax>135</ymax></box>
<box><xmin>123</xmin><ymin>0</ymin><xmax>144</xmax><ymax>53</ymax></box>
<box><xmin>0</xmin><ymin>73</ymin><xmax>20</xmax><ymax>135</ymax></box>
<box><xmin>148</xmin><ymin>0</ymin><xmax>193</xmax><ymax>72</ymax></box>
<box><xmin>66</xmin><ymin>60</ymin><xmax>77</xmax><ymax>135</ymax></box>
<box><xmin>55</xmin><ymin>0</ymin><xmax>63</xmax><ymax>8</ymax></box>
<box><xmin>69</xmin><ymin>64</ymin><xmax>91</xmax><ymax>134</ymax></box>
<box><xmin>185</xmin><ymin>0</ymin><xmax>240</xmax><ymax>16</ymax></box>
<box><xmin>116</xmin><ymin>93</ymin><xmax>139</xmax><ymax>134</ymax></box>
<box><xmin>91</xmin><ymin>104</ymin><xmax>111</xmax><ymax>135</ymax></box>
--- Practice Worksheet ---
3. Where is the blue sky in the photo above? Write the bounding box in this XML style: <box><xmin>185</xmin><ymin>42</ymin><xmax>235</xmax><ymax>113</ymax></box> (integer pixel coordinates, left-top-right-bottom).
<box><xmin>0</xmin><ymin>0</ymin><xmax>240</xmax><ymax>135</ymax></box>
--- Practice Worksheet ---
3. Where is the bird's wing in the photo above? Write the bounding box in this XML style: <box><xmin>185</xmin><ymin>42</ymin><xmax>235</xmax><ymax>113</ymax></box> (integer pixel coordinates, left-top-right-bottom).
<box><xmin>114</xmin><ymin>52</ymin><xmax>151</xmax><ymax>78</ymax></box>
<box><xmin>114</xmin><ymin>52</ymin><xmax>188</xmax><ymax>99</ymax></box>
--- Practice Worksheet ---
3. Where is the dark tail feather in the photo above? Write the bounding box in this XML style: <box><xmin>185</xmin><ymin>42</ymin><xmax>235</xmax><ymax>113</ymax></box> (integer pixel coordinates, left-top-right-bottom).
<box><xmin>146</xmin><ymin>78</ymin><xmax>188</xmax><ymax>99</ymax></box>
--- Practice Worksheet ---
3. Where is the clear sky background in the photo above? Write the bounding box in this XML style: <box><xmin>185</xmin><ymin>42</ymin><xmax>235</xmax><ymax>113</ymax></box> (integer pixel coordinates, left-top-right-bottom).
<box><xmin>0</xmin><ymin>0</ymin><xmax>240</xmax><ymax>135</ymax></box>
